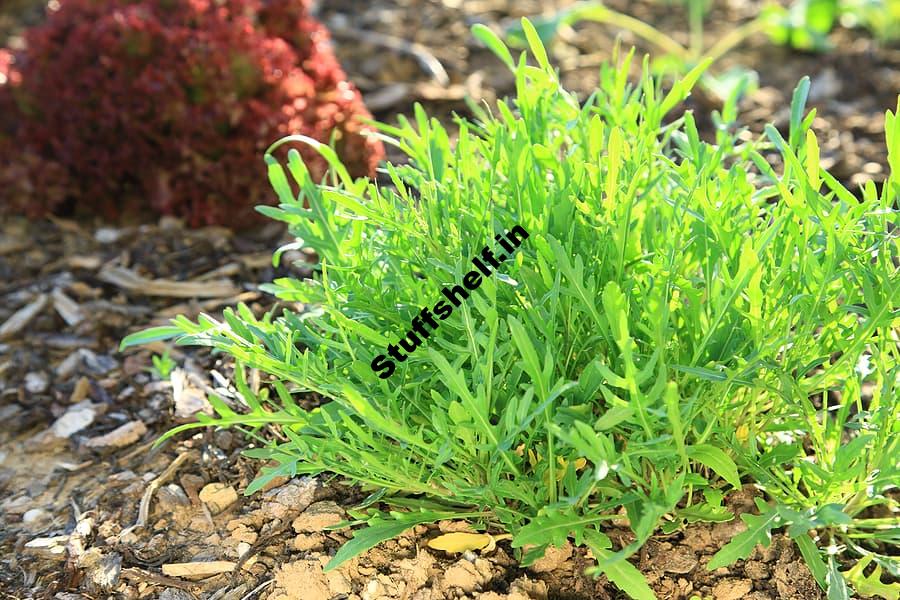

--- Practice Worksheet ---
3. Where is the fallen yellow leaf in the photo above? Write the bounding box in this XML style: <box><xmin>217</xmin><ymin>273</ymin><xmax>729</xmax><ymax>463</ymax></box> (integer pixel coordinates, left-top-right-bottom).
<box><xmin>427</xmin><ymin>532</ymin><xmax>492</xmax><ymax>553</ymax></box>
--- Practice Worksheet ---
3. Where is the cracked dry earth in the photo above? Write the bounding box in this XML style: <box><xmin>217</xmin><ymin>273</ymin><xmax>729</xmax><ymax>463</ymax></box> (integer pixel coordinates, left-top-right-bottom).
<box><xmin>0</xmin><ymin>216</ymin><xmax>825</xmax><ymax>600</ymax></box>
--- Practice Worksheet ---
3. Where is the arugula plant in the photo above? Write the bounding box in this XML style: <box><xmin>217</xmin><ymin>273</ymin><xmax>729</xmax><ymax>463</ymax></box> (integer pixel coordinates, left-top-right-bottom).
<box><xmin>123</xmin><ymin>21</ymin><xmax>900</xmax><ymax>599</ymax></box>
<box><xmin>147</xmin><ymin>350</ymin><xmax>177</xmax><ymax>380</ymax></box>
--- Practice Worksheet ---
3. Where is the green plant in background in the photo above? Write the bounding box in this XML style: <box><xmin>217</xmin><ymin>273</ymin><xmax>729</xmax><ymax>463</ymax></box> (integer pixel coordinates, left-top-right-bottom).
<box><xmin>764</xmin><ymin>0</ymin><xmax>840</xmax><ymax>51</ymax></box>
<box><xmin>839</xmin><ymin>0</ymin><xmax>900</xmax><ymax>40</ymax></box>
<box><xmin>123</xmin><ymin>21</ymin><xmax>899</xmax><ymax>600</ymax></box>
<box><xmin>503</xmin><ymin>0</ymin><xmax>764</xmax><ymax>101</ymax></box>
<box><xmin>147</xmin><ymin>350</ymin><xmax>176</xmax><ymax>380</ymax></box>
<box><xmin>768</xmin><ymin>0</ymin><xmax>900</xmax><ymax>48</ymax></box>
<box><xmin>507</xmin><ymin>0</ymin><xmax>900</xmax><ymax>103</ymax></box>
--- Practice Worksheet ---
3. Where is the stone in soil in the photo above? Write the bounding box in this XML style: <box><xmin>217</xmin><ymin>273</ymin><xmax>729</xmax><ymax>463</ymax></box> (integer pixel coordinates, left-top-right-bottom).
<box><xmin>440</xmin><ymin>558</ymin><xmax>493</xmax><ymax>594</ymax></box>
<box><xmin>156</xmin><ymin>483</ymin><xmax>191</xmax><ymax>511</ymax></box>
<box><xmin>291</xmin><ymin>500</ymin><xmax>345</xmax><ymax>533</ymax></box>
<box><xmin>78</xmin><ymin>548</ymin><xmax>122</xmax><ymax>593</ymax></box>
<box><xmin>260</xmin><ymin>478</ymin><xmax>317</xmax><ymax>520</ymax></box>
<box><xmin>22</xmin><ymin>507</ymin><xmax>51</xmax><ymax>529</ymax></box>
<box><xmin>24</xmin><ymin>371</ymin><xmax>49</xmax><ymax>393</ymax></box>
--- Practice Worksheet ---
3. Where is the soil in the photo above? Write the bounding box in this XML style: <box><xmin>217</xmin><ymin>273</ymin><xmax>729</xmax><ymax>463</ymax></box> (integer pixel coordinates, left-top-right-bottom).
<box><xmin>2</xmin><ymin>0</ymin><xmax>896</xmax><ymax>598</ymax></box>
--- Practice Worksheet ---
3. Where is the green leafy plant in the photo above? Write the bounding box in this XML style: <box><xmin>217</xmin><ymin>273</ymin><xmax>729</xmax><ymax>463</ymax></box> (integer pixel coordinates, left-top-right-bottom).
<box><xmin>123</xmin><ymin>21</ymin><xmax>899</xmax><ymax>599</ymax></box>
<box><xmin>147</xmin><ymin>350</ymin><xmax>177</xmax><ymax>380</ymax></box>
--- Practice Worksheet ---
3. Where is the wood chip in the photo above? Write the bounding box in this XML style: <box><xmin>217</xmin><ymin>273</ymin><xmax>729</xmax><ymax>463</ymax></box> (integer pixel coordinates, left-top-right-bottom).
<box><xmin>120</xmin><ymin>567</ymin><xmax>193</xmax><ymax>590</ymax></box>
<box><xmin>0</xmin><ymin>293</ymin><xmax>48</xmax><ymax>340</ymax></box>
<box><xmin>49</xmin><ymin>400</ymin><xmax>101</xmax><ymax>438</ymax></box>
<box><xmin>0</xmin><ymin>238</ymin><xmax>28</xmax><ymax>256</ymax></box>
<box><xmin>171</xmin><ymin>369</ymin><xmax>212</xmax><ymax>419</ymax></box>
<box><xmin>52</xmin><ymin>287</ymin><xmax>85</xmax><ymax>326</ymax></box>
<box><xmin>98</xmin><ymin>266</ymin><xmax>240</xmax><ymax>298</ymax></box>
<box><xmin>85</xmin><ymin>420</ymin><xmax>147</xmax><ymax>449</ymax></box>
<box><xmin>66</xmin><ymin>515</ymin><xmax>94</xmax><ymax>563</ymax></box>
<box><xmin>24</xmin><ymin>535</ymin><xmax>70</xmax><ymax>558</ymax></box>
<box><xmin>161</xmin><ymin>561</ymin><xmax>237</xmax><ymax>579</ymax></box>
<box><xmin>70</xmin><ymin>376</ymin><xmax>91</xmax><ymax>404</ymax></box>
<box><xmin>67</xmin><ymin>255</ymin><xmax>102</xmax><ymax>270</ymax></box>
<box><xmin>195</xmin><ymin>262</ymin><xmax>241</xmax><ymax>280</ymax></box>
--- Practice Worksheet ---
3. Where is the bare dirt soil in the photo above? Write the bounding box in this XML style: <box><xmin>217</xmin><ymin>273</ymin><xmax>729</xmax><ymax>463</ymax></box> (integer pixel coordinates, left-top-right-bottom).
<box><xmin>2</xmin><ymin>0</ymin><xmax>897</xmax><ymax>598</ymax></box>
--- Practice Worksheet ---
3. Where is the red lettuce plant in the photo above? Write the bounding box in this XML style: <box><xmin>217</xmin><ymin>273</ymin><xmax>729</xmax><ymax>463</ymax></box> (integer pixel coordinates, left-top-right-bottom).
<box><xmin>0</xmin><ymin>0</ymin><xmax>383</xmax><ymax>227</ymax></box>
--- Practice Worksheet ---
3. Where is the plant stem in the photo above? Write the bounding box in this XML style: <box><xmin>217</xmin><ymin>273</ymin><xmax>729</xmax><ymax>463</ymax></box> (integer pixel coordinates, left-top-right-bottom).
<box><xmin>688</xmin><ymin>0</ymin><xmax>704</xmax><ymax>57</ymax></box>
<box><xmin>570</xmin><ymin>5</ymin><xmax>690</xmax><ymax>62</ymax></box>
<box><xmin>702</xmin><ymin>18</ymin><xmax>766</xmax><ymax>66</ymax></box>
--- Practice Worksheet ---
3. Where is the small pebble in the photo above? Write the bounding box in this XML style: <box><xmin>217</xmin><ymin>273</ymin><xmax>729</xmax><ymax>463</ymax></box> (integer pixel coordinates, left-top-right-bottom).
<box><xmin>22</xmin><ymin>508</ymin><xmax>51</xmax><ymax>528</ymax></box>
<box><xmin>24</xmin><ymin>372</ymin><xmax>49</xmax><ymax>394</ymax></box>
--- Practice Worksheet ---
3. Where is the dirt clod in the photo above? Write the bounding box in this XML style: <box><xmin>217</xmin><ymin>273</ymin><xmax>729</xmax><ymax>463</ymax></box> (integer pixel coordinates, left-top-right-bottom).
<box><xmin>529</xmin><ymin>542</ymin><xmax>573</xmax><ymax>574</ymax></box>
<box><xmin>271</xmin><ymin>560</ymin><xmax>332</xmax><ymax>600</ymax></box>
<box><xmin>198</xmin><ymin>482</ymin><xmax>238</xmax><ymax>514</ymax></box>
<box><xmin>293</xmin><ymin>532</ymin><xmax>326</xmax><ymax>552</ymax></box>
<box><xmin>774</xmin><ymin>560</ymin><xmax>822</xmax><ymax>600</ymax></box>
<box><xmin>657</xmin><ymin>545</ymin><xmax>699</xmax><ymax>574</ymax></box>
<box><xmin>744</xmin><ymin>560</ymin><xmax>770</xmax><ymax>580</ymax></box>
<box><xmin>440</xmin><ymin>558</ymin><xmax>493</xmax><ymax>594</ymax></box>
<box><xmin>712</xmin><ymin>577</ymin><xmax>754</xmax><ymax>600</ymax></box>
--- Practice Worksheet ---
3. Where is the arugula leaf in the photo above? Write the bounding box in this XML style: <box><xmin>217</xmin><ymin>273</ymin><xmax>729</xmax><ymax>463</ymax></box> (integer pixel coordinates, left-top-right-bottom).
<box><xmin>325</xmin><ymin>510</ymin><xmax>450</xmax><ymax>572</ymax></box>
<box><xmin>708</xmin><ymin>504</ymin><xmax>780</xmax><ymax>570</ymax></box>
<box><xmin>585</xmin><ymin>531</ymin><xmax>656</xmax><ymax>600</ymax></box>
<box><xmin>843</xmin><ymin>556</ymin><xmax>900</xmax><ymax>600</ymax></box>
<box><xmin>687</xmin><ymin>444</ymin><xmax>742</xmax><ymax>488</ymax></box>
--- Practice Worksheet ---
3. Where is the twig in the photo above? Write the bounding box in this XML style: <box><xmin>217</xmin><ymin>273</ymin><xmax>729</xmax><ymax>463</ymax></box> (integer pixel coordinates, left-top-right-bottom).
<box><xmin>122</xmin><ymin>450</ymin><xmax>198</xmax><ymax>535</ymax></box>
<box><xmin>98</xmin><ymin>266</ymin><xmax>240</xmax><ymax>298</ymax></box>
<box><xmin>327</xmin><ymin>22</ymin><xmax>450</xmax><ymax>86</ymax></box>
<box><xmin>229</xmin><ymin>517</ymin><xmax>295</xmax><ymax>585</ymax></box>
<box><xmin>121</xmin><ymin>567</ymin><xmax>195</xmax><ymax>592</ymax></box>
<box><xmin>240</xmin><ymin>579</ymin><xmax>274</xmax><ymax>600</ymax></box>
